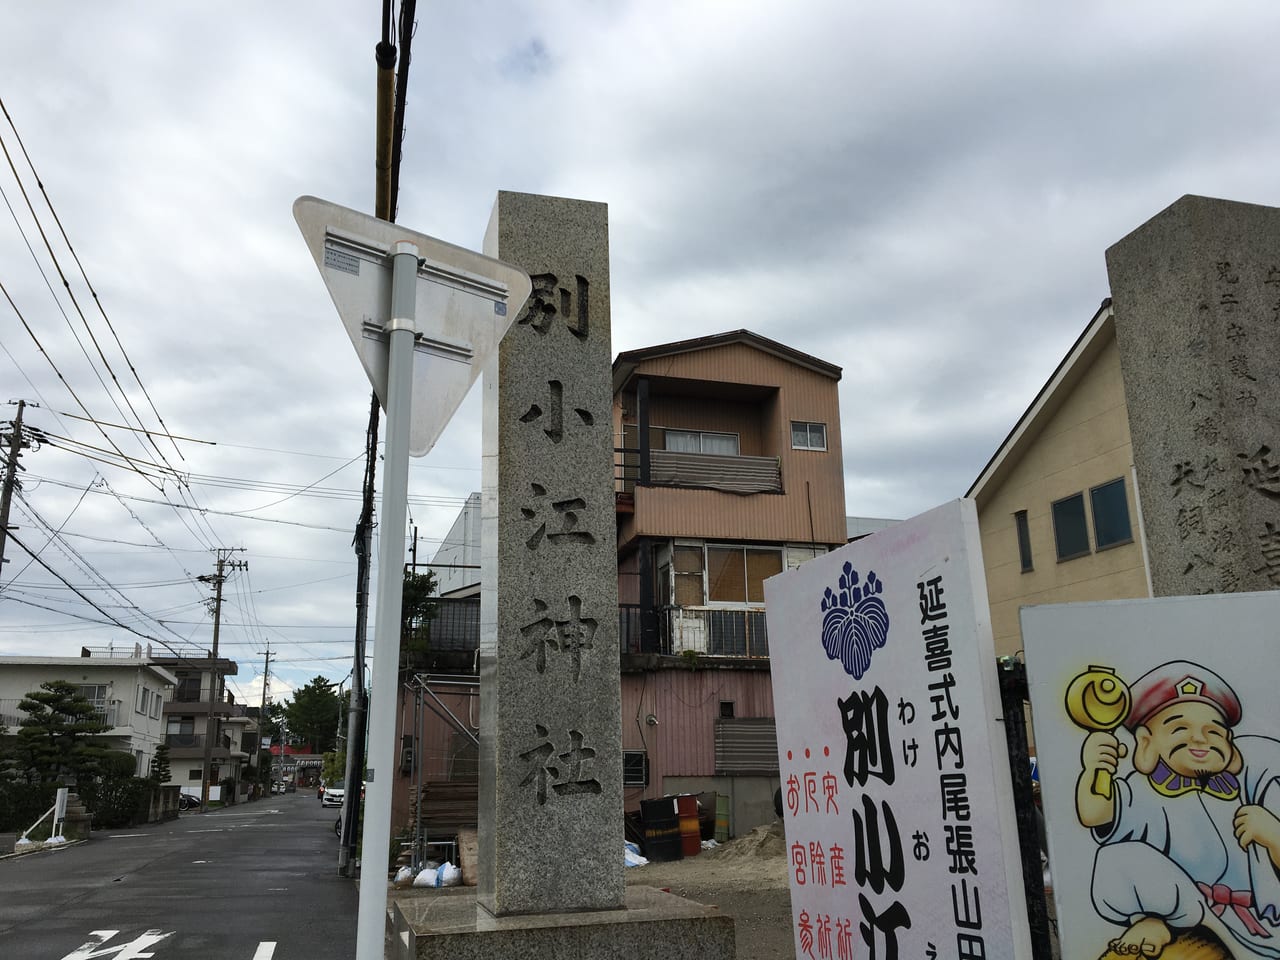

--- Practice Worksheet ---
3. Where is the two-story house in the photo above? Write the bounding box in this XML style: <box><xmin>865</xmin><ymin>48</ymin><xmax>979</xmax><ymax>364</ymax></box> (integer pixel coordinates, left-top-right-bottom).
<box><xmin>0</xmin><ymin>646</ymin><xmax>178</xmax><ymax>777</ymax></box>
<box><xmin>967</xmin><ymin>301</ymin><xmax>1150</xmax><ymax>662</ymax></box>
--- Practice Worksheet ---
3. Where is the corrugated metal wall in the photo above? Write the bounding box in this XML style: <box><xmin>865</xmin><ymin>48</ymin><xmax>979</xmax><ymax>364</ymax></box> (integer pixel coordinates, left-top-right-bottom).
<box><xmin>620</xmin><ymin>668</ymin><xmax>776</xmax><ymax>808</ymax></box>
<box><xmin>391</xmin><ymin>681</ymin><xmax>479</xmax><ymax>831</ymax></box>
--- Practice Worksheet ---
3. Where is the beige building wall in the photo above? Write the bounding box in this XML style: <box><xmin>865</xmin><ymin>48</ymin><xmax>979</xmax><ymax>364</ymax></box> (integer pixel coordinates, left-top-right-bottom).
<box><xmin>976</xmin><ymin>328</ymin><xmax>1150</xmax><ymax>659</ymax></box>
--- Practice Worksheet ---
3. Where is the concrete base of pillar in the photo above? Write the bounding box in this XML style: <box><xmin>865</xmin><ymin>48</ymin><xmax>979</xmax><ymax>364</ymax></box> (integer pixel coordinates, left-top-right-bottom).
<box><xmin>390</xmin><ymin>885</ymin><xmax>735</xmax><ymax>959</ymax></box>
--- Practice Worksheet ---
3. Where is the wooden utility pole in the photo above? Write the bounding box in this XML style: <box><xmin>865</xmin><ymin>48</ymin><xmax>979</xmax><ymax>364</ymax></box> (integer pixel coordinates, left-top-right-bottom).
<box><xmin>0</xmin><ymin>400</ymin><xmax>29</xmax><ymax>570</ymax></box>
<box><xmin>198</xmin><ymin>547</ymin><xmax>247</xmax><ymax>812</ymax></box>
<box><xmin>257</xmin><ymin>645</ymin><xmax>272</xmax><ymax>795</ymax></box>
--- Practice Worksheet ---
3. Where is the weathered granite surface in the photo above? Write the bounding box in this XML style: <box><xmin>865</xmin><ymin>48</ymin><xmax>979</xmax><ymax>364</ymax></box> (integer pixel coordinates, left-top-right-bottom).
<box><xmin>478</xmin><ymin>192</ymin><xmax>624</xmax><ymax>916</ymax></box>
<box><xmin>1107</xmin><ymin>194</ymin><xmax>1280</xmax><ymax>596</ymax></box>
<box><xmin>391</xmin><ymin>886</ymin><xmax>735</xmax><ymax>960</ymax></box>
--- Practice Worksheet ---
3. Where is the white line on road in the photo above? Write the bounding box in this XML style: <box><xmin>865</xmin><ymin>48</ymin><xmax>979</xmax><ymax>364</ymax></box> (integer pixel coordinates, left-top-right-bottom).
<box><xmin>185</xmin><ymin>829</ymin><xmax>225</xmax><ymax>833</ymax></box>
<box><xmin>61</xmin><ymin>928</ymin><xmax>173</xmax><ymax>959</ymax></box>
<box><xmin>108</xmin><ymin>834</ymin><xmax>148</xmax><ymax>839</ymax></box>
<box><xmin>252</xmin><ymin>942</ymin><xmax>277</xmax><ymax>960</ymax></box>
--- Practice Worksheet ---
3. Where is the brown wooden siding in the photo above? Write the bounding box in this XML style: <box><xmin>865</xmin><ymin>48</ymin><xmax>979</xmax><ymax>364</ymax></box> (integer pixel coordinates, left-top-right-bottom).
<box><xmin>633</xmin><ymin>484</ymin><xmax>844</xmax><ymax>545</ymax></box>
<box><xmin>645</xmin><ymin>395</ymin><xmax>768</xmax><ymax>456</ymax></box>
<box><xmin>620</xmin><ymin>669</ymin><xmax>775</xmax><ymax>808</ymax></box>
<box><xmin>635</xmin><ymin>341</ymin><xmax>825</xmax><ymax>388</ymax></box>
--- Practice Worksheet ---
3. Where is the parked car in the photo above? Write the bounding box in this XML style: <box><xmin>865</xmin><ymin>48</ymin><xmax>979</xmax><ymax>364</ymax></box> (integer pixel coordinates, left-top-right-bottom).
<box><xmin>321</xmin><ymin>781</ymin><xmax>345</xmax><ymax>808</ymax></box>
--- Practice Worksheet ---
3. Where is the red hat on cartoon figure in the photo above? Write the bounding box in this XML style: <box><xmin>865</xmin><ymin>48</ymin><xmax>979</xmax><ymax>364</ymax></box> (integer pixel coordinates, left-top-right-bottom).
<box><xmin>1123</xmin><ymin>660</ymin><xmax>1242</xmax><ymax>732</ymax></box>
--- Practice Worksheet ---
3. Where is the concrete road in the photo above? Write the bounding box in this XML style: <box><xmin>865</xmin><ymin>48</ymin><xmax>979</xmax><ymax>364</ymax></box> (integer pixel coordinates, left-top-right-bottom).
<box><xmin>0</xmin><ymin>792</ymin><xmax>357</xmax><ymax>960</ymax></box>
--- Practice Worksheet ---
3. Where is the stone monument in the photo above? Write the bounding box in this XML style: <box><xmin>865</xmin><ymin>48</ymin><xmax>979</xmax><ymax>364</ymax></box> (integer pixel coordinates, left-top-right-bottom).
<box><xmin>391</xmin><ymin>191</ymin><xmax>733</xmax><ymax>958</ymax></box>
<box><xmin>1107</xmin><ymin>195</ymin><xmax>1280</xmax><ymax>596</ymax></box>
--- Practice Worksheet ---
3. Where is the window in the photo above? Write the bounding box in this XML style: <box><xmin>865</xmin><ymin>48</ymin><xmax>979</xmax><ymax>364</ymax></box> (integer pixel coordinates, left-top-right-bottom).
<box><xmin>673</xmin><ymin>545</ymin><xmax>705</xmax><ymax>606</ymax></box>
<box><xmin>720</xmin><ymin>700</ymin><xmax>736</xmax><ymax>719</ymax></box>
<box><xmin>79</xmin><ymin>684</ymin><xmax>108</xmax><ymax>704</ymax></box>
<box><xmin>1052</xmin><ymin>493</ymin><xmax>1090</xmax><ymax>561</ymax></box>
<box><xmin>151</xmin><ymin>694</ymin><xmax>162</xmax><ymax>719</ymax></box>
<box><xmin>176</xmin><ymin>676</ymin><xmax>201</xmax><ymax>702</ymax></box>
<box><xmin>622</xmin><ymin>751</ymin><xmax>649</xmax><ymax>787</ymax></box>
<box><xmin>188</xmin><ymin>768</ymin><xmax>203</xmax><ymax>782</ymax></box>
<box><xmin>706</xmin><ymin>545</ymin><xmax>784</xmax><ymax>604</ymax></box>
<box><xmin>1014</xmin><ymin>511</ymin><xmax>1033</xmax><ymax>572</ymax></box>
<box><xmin>791</xmin><ymin>421</ymin><xmax>827</xmax><ymax>451</ymax></box>
<box><xmin>1090</xmin><ymin>478</ymin><xmax>1133</xmax><ymax>550</ymax></box>
<box><xmin>136</xmin><ymin>687</ymin><xmax>150</xmax><ymax>715</ymax></box>
<box><xmin>665</xmin><ymin>429</ymin><xmax>739</xmax><ymax>456</ymax></box>
<box><xmin>786</xmin><ymin>545</ymin><xmax>827</xmax><ymax>570</ymax></box>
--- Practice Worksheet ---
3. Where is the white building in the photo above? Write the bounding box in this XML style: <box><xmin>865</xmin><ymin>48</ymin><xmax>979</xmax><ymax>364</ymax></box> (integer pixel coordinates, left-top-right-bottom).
<box><xmin>0</xmin><ymin>648</ymin><xmax>178</xmax><ymax>777</ymax></box>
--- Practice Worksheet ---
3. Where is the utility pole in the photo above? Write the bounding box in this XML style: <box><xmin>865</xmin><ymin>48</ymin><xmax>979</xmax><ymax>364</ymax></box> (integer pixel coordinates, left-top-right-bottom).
<box><xmin>198</xmin><ymin>547</ymin><xmax>247</xmax><ymax>812</ymax></box>
<box><xmin>257</xmin><ymin>645</ymin><xmax>272</xmax><ymax>796</ymax></box>
<box><xmin>0</xmin><ymin>400</ymin><xmax>31</xmax><ymax>570</ymax></box>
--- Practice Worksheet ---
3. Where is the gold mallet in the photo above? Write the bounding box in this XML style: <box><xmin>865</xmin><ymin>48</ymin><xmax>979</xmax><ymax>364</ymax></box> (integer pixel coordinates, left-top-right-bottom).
<box><xmin>1065</xmin><ymin>665</ymin><xmax>1131</xmax><ymax>800</ymax></box>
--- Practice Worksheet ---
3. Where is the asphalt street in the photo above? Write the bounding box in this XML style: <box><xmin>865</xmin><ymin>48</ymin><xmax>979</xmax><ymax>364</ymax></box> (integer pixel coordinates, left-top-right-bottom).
<box><xmin>0</xmin><ymin>791</ymin><xmax>357</xmax><ymax>960</ymax></box>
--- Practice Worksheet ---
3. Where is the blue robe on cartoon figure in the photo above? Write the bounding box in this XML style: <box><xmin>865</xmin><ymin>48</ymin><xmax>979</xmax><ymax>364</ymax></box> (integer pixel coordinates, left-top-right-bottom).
<box><xmin>1086</xmin><ymin>662</ymin><xmax>1280</xmax><ymax>958</ymax></box>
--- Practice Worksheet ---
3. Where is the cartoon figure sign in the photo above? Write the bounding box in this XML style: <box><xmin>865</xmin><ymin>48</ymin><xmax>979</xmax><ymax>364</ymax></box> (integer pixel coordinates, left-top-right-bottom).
<box><xmin>1024</xmin><ymin>594</ymin><xmax>1280</xmax><ymax>960</ymax></box>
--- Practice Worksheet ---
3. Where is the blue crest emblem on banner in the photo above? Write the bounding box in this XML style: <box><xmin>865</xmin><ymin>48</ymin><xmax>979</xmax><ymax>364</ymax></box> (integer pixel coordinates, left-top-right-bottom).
<box><xmin>820</xmin><ymin>562</ymin><xmax>889</xmax><ymax>678</ymax></box>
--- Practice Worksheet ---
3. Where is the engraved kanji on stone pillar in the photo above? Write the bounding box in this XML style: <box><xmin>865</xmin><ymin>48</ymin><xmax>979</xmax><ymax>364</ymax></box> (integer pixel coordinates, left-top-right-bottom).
<box><xmin>478</xmin><ymin>192</ymin><xmax>623</xmax><ymax>917</ymax></box>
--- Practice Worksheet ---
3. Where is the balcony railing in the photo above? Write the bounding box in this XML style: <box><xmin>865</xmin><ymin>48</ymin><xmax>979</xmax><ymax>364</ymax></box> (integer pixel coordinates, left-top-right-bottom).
<box><xmin>0</xmin><ymin>698</ymin><xmax>124</xmax><ymax>729</ymax></box>
<box><xmin>405</xmin><ymin>598</ymin><xmax>770</xmax><ymax>661</ymax></box>
<box><xmin>621</xmin><ymin>606</ymin><xmax>769</xmax><ymax>658</ymax></box>
<box><xmin>164</xmin><ymin>732</ymin><xmax>233</xmax><ymax>751</ymax></box>
<box><xmin>0</xmin><ymin>699</ymin><xmax>25</xmax><ymax>729</ymax></box>
<box><xmin>614</xmin><ymin>447</ymin><xmax>783</xmax><ymax>496</ymax></box>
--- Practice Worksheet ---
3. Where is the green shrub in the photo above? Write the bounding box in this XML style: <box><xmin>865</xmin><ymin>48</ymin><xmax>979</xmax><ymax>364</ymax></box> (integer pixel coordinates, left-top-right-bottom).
<box><xmin>0</xmin><ymin>780</ymin><xmax>57</xmax><ymax>832</ymax></box>
<box><xmin>80</xmin><ymin>777</ymin><xmax>154</xmax><ymax>828</ymax></box>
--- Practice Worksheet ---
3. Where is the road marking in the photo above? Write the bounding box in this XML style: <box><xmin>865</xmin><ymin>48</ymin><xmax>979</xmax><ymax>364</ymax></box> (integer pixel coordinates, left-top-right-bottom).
<box><xmin>62</xmin><ymin>928</ymin><xmax>173</xmax><ymax>959</ymax></box>
<box><xmin>108</xmin><ymin>834</ymin><xmax>148</xmax><ymax>839</ymax></box>
<box><xmin>186</xmin><ymin>829</ymin><xmax>225</xmax><ymax>833</ymax></box>
<box><xmin>252</xmin><ymin>943</ymin><xmax>277</xmax><ymax>960</ymax></box>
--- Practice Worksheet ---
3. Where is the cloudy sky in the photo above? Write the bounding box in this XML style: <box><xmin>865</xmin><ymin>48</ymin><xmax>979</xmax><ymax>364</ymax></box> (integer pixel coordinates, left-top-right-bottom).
<box><xmin>1</xmin><ymin>1</ymin><xmax>1277</xmax><ymax>705</ymax></box>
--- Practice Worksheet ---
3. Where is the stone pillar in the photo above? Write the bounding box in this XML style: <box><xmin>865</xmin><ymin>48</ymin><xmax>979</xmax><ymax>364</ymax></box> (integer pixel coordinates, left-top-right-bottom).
<box><xmin>478</xmin><ymin>192</ymin><xmax>623</xmax><ymax>916</ymax></box>
<box><xmin>1107</xmin><ymin>195</ymin><xmax>1280</xmax><ymax>596</ymax></box>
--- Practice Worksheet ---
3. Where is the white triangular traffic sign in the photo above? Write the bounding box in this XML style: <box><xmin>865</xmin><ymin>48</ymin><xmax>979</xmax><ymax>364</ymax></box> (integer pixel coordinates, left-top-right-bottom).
<box><xmin>293</xmin><ymin>196</ymin><xmax>531</xmax><ymax>456</ymax></box>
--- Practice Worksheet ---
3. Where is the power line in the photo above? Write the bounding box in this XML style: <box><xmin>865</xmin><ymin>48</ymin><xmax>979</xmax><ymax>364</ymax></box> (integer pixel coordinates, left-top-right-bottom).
<box><xmin>0</xmin><ymin>280</ymin><xmax>160</xmax><ymax>486</ymax></box>
<box><xmin>0</xmin><ymin>96</ymin><xmax>185</xmax><ymax>467</ymax></box>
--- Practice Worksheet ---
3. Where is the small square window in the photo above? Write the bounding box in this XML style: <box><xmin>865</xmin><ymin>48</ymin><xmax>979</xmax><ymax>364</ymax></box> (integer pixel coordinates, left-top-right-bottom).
<box><xmin>622</xmin><ymin>751</ymin><xmax>649</xmax><ymax>787</ymax></box>
<box><xmin>791</xmin><ymin>421</ymin><xmax>827</xmax><ymax>451</ymax></box>
<box><xmin>1014</xmin><ymin>511</ymin><xmax>1033</xmax><ymax>572</ymax></box>
<box><xmin>1052</xmin><ymin>493</ymin><xmax>1090</xmax><ymax>561</ymax></box>
<box><xmin>188</xmin><ymin>768</ymin><xmax>203</xmax><ymax>782</ymax></box>
<box><xmin>1090</xmin><ymin>478</ymin><xmax>1133</xmax><ymax>550</ymax></box>
<box><xmin>720</xmin><ymin>700</ymin><xmax>736</xmax><ymax>719</ymax></box>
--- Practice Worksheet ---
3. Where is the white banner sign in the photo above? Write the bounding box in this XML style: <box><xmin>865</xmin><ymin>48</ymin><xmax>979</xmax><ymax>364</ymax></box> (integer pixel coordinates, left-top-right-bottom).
<box><xmin>766</xmin><ymin>499</ymin><xmax>1030</xmax><ymax>960</ymax></box>
<box><xmin>1024</xmin><ymin>592</ymin><xmax>1280</xmax><ymax>960</ymax></box>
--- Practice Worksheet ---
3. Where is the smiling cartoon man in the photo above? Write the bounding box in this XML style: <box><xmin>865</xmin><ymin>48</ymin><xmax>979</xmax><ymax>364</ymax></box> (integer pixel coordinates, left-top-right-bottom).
<box><xmin>1077</xmin><ymin>661</ymin><xmax>1280</xmax><ymax>958</ymax></box>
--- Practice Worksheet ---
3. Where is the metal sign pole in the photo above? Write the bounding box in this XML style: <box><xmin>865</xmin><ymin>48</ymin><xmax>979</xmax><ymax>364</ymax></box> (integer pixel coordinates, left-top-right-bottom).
<box><xmin>356</xmin><ymin>240</ymin><xmax>419</xmax><ymax>960</ymax></box>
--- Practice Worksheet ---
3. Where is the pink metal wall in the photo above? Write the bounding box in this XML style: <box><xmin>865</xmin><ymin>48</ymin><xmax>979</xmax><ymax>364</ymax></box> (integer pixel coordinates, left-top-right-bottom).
<box><xmin>620</xmin><ymin>667</ymin><xmax>775</xmax><ymax>811</ymax></box>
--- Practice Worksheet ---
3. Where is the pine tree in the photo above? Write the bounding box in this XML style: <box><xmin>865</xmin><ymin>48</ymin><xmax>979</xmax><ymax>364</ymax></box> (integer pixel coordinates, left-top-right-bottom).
<box><xmin>16</xmin><ymin>680</ymin><xmax>111</xmax><ymax>783</ymax></box>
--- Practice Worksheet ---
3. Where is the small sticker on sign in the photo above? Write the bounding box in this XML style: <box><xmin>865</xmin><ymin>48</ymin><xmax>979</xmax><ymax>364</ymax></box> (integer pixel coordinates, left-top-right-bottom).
<box><xmin>494</xmin><ymin>301</ymin><xmax>507</xmax><ymax>316</ymax></box>
<box><xmin>324</xmin><ymin>247</ymin><xmax>361</xmax><ymax>276</ymax></box>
